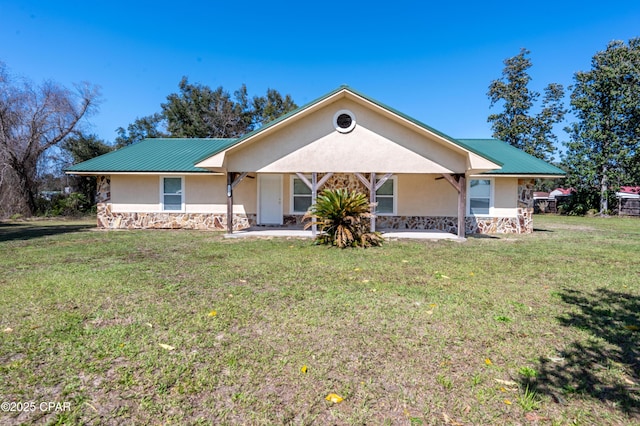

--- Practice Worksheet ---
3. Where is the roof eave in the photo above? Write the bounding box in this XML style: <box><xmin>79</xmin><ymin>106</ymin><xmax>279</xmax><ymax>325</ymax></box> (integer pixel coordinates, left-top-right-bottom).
<box><xmin>65</xmin><ymin>170</ymin><xmax>222</xmax><ymax>176</ymax></box>
<box><xmin>471</xmin><ymin>173</ymin><xmax>566</xmax><ymax>178</ymax></box>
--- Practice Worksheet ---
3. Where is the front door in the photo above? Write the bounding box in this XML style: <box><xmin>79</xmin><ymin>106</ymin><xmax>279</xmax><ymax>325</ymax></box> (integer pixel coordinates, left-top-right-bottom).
<box><xmin>258</xmin><ymin>174</ymin><xmax>283</xmax><ymax>224</ymax></box>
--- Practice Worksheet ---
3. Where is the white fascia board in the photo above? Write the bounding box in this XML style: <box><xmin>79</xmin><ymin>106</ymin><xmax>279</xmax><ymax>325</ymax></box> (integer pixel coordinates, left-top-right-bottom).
<box><xmin>65</xmin><ymin>171</ymin><xmax>222</xmax><ymax>176</ymax></box>
<box><xmin>470</xmin><ymin>174</ymin><xmax>565</xmax><ymax>178</ymax></box>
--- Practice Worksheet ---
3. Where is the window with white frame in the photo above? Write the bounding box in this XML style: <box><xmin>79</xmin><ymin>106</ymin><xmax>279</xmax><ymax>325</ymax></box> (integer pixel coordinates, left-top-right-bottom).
<box><xmin>291</xmin><ymin>176</ymin><xmax>312</xmax><ymax>213</ymax></box>
<box><xmin>161</xmin><ymin>176</ymin><xmax>183</xmax><ymax>211</ymax></box>
<box><xmin>468</xmin><ymin>179</ymin><xmax>492</xmax><ymax>215</ymax></box>
<box><xmin>375</xmin><ymin>176</ymin><xmax>396</xmax><ymax>215</ymax></box>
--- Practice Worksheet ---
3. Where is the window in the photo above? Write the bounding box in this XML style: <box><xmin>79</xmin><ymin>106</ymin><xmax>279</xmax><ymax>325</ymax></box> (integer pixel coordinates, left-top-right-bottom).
<box><xmin>333</xmin><ymin>109</ymin><xmax>356</xmax><ymax>133</ymax></box>
<box><xmin>161</xmin><ymin>176</ymin><xmax>183</xmax><ymax>211</ymax></box>
<box><xmin>291</xmin><ymin>176</ymin><xmax>312</xmax><ymax>213</ymax></box>
<box><xmin>291</xmin><ymin>175</ymin><xmax>396</xmax><ymax>215</ymax></box>
<box><xmin>336</xmin><ymin>113</ymin><xmax>352</xmax><ymax>129</ymax></box>
<box><xmin>469</xmin><ymin>179</ymin><xmax>492</xmax><ymax>215</ymax></box>
<box><xmin>375</xmin><ymin>176</ymin><xmax>396</xmax><ymax>215</ymax></box>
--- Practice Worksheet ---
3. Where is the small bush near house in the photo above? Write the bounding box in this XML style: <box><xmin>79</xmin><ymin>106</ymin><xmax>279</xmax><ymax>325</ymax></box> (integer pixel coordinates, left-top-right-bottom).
<box><xmin>556</xmin><ymin>189</ymin><xmax>595</xmax><ymax>215</ymax></box>
<box><xmin>303</xmin><ymin>188</ymin><xmax>383</xmax><ymax>248</ymax></box>
<box><xmin>36</xmin><ymin>192</ymin><xmax>91</xmax><ymax>217</ymax></box>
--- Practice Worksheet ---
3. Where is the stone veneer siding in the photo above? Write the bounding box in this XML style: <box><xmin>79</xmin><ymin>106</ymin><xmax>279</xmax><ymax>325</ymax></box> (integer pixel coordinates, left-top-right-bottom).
<box><xmin>97</xmin><ymin>203</ymin><xmax>256</xmax><ymax>231</ymax></box>
<box><xmin>516</xmin><ymin>178</ymin><xmax>535</xmax><ymax>234</ymax></box>
<box><xmin>285</xmin><ymin>214</ymin><xmax>528</xmax><ymax>234</ymax></box>
<box><xmin>96</xmin><ymin>175</ymin><xmax>111</xmax><ymax>203</ymax></box>
<box><xmin>286</xmin><ymin>177</ymin><xmax>535</xmax><ymax>235</ymax></box>
<box><xmin>95</xmin><ymin>175</ymin><xmax>255</xmax><ymax>231</ymax></box>
<box><xmin>95</xmin><ymin>175</ymin><xmax>535</xmax><ymax>234</ymax></box>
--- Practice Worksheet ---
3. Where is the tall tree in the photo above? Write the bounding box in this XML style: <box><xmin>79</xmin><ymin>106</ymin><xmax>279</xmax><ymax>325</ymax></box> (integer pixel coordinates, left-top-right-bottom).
<box><xmin>563</xmin><ymin>38</ymin><xmax>640</xmax><ymax>214</ymax></box>
<box><xmin>115</xmin><ymin>113</ymin><xmax>167</xmax><ymax>147</ymax></box>
<box><xmin>63</xmin><ymin>133</ymin><xmax>113</xmax><ymax>204</ymax></box>
<box><xmin>162</xmin><ymin>78</ymin><xmax>253</xmax><ymax>138</ymax></box>
<box><xmin>252</xmin><ymin>88</ymin><xmax>298</xmax><ymax>127</ymax></box>
<box><xmin>0</xmin><ymin>62</ymin><xmax>100</xmax><ymax>216</ymax></box>
<box><xmin>120</xmin><ymin>79</ymin><xmax>299</xmax><ymax>142</ymax></box>
<box><xmin>488</xmin><ymin>49</ymin><xmax>567</xmax><ymax>160</ymax></box>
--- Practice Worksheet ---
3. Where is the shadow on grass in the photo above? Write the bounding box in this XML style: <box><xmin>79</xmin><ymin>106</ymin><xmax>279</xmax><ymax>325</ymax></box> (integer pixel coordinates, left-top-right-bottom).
<box><xmin>0</xmin><ymin>222</ymin><xmax>95</xmax><ymax>242</ymax></box>
<box><xmin>523</xmin><ymin>288</ymin><xmax>640</xmax><ymax>415</ymax></box>
<box><xmin>466</xmin><ymin>234</ymin><xmax>501</xmax><ymax>239</ymax></box>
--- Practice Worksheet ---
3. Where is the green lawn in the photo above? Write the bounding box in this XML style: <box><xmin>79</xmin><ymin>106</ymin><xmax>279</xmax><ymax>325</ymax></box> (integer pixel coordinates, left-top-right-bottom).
<box><xmin>0</xmin><ymin>215</ymin><xmax>639</xmax><ymax>425</ymax></box>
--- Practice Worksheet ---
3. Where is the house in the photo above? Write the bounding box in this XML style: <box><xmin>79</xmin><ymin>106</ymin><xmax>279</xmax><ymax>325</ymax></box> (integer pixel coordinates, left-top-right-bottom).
<box><xmin>616</xmin><ymin>186</ymin><xmax>640</xmax><ymax>216</ymax></box>
<box><xmin>66</xmin><ymin>86</ymin><xmax>565</xmax><ymax>237</ymax></box>
<box><xmin>549</xmin><ymin>187</ymin><xmax>575</xmax><ymax>199</ymax></box>
<box><xmin>533</xmin><ymin>192</ymin><xmax>554</xmax><ymax>213</ymax></box>
<box><xmin>533</xmin><ymin>188</ymin><xmax>575</xmax><ymax>214</ymax></box>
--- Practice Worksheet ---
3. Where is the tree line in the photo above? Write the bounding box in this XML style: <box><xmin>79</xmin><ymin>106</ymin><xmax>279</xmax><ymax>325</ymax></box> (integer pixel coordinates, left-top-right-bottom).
<box><xmin>488</xmin><ymin>38</ymin><xmax>640</xmax><ymax>214</ymax></box>
<box><xmin>0</xmin><ymin>71</ymin><xmax>297</xmax><ymax>217</ymax></box>
<box><xmin>114</xmin><ymin>77</ymin><xmax>297</xmax><ymax>147</ymax></box>
<box><xmin>1</xmin><ymin>37</ymin><xmax>639</xmax><ymax>218</ymax></box>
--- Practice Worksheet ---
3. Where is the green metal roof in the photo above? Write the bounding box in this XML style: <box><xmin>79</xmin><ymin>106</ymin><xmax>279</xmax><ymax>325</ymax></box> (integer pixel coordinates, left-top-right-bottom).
<box><xmin>65</xmin><ymin>88</ymin><xmax>565</xmax><ymax>177</ymax></box>
<box><xmin>65</xmin><ymin>138</ymin><xmax>237</xmax><ymax>173</ymax></box>
<box><xmin>459</xmin><ymin>139</ymin><xmax>565</xmax><ymax>176</ymax></box>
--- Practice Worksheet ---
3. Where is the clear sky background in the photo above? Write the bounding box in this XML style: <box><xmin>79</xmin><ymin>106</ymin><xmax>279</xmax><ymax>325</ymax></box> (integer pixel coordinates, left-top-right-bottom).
<box><xmin>2</xmin><ymin>1</ymin><xmax>639</xmax><ymax>148</ymax></box>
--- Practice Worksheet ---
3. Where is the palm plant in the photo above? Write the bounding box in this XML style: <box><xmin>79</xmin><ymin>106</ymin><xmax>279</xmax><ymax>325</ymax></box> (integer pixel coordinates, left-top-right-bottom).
<box><xmin>303</xmin><ymin>188</ymin><xmax>383</xmax><ymax>248</ymax></box>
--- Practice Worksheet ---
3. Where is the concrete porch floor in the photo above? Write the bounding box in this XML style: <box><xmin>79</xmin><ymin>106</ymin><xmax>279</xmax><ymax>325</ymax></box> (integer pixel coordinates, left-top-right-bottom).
<box><xmin>224</xmin><ymin>227</ymin><xmax>463</xmax><ymax>241</ymax></box>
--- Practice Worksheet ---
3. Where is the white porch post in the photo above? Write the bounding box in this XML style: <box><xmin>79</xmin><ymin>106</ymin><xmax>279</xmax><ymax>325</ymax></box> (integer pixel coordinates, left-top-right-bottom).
<box><xmin>296</xmin><ymin>172</ymin><xmax>334</xmax><ymax>238</ymax></box>
<box><xmin>311</xmin><ymin>172</ymin><xmax>318</xmax><ymax>237</ymax></box>
<box><xmin>355</xmin><ymin>172</ymin><xmax>393</xmax><ymax>233</ymax></box>
<box><xmin>356</xmin><ymin>172</ymin><xmax>386</xmax><ymax>232</ymax></box>
<box><xmin>370</xmin><ymin>172</ymin><xmax>377</xmax><ymax>232</ymax></box>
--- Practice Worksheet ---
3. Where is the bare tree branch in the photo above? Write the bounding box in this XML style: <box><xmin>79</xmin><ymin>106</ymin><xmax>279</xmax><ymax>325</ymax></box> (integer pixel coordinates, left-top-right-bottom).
<box><xmin>0</xmin><ymin>63</ymin><xmax>100</xmax><ymax>216</ymax></box>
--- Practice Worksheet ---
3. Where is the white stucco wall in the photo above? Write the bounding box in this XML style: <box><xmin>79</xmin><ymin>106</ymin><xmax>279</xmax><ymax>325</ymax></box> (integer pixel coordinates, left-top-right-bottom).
<box><xmin>492</xmin><ymin>178</ymin><xmax>518</xmax><ymax>217</ymax></box>
<box><xmin>109</xmin><ymin>174</ymin><xmax>256</xmax><ymax>214</ymax></box>
<box><xmin>396</xmin><ymin>174</ymin><xmax>458</xmax><ymax>216</ymax></box>
<box><xmin>223</xmin><ymin>99</ymin><xmax>470</xmax><ymax>174</ymax></box>
<box><xmin>395</xmin><ymin>175</ymin><xmax>518</xmax><ymax>217</ymax></box>
<box><xmin>107</xmin><ymin>173</ymin><xmax>519</xmax><ymax>218</ymax></box>
<box><xmin>110</xmin><ymin>175</ymin><xmax>158</xmax><ymax>211</ymax></box>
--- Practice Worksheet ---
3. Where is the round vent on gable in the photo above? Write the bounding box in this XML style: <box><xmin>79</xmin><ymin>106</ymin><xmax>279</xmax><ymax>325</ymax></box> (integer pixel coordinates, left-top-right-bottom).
<box><xmin>333</xmin><ymin>109</ymin><xmax>356</xmax><ymax>133</ymax></box>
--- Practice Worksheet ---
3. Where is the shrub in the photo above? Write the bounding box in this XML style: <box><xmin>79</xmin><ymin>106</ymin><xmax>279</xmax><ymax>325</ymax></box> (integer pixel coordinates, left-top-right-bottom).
<box><xmin>37</xmin><ymin>192</ymin><xmax>91</xmax><ymax>217</ymax></box>
<box><xmin>557</xmin><ymin>189</ymin><xmax>596</xmax><ymax>216</ymax></box>
<box><xmin>303</xmin><ymin>189</ymin><xmax>383</xmax><ymax>248</ymax></box>
<box><xmin>54</xmin><ymin>193</ymin><xmax>90</xmax><ymax>216</ymax></box>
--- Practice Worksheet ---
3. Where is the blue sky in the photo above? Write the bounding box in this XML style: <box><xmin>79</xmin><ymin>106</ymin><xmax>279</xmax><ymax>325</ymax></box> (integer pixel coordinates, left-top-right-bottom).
<box><xmin>2</xmin><ymin>1</ymin><xmax>639</xmax><ymax>147</ymax></box>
